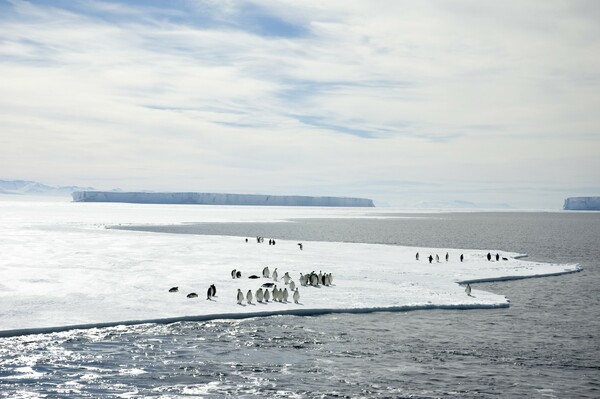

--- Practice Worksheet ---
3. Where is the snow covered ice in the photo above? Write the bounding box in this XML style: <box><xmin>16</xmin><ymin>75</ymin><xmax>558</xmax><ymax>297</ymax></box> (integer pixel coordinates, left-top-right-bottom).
<box><xmin>0</xmin><ymin>199</ymin><xmax>581</xmax><ymax>336</ymax></box>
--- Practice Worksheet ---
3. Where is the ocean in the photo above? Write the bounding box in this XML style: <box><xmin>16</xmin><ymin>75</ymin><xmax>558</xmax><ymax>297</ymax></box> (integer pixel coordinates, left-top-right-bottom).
<box><xmin>1</xmin><ymin>211</ymin><xmax>599</xmax><ymax>398</ymax></box>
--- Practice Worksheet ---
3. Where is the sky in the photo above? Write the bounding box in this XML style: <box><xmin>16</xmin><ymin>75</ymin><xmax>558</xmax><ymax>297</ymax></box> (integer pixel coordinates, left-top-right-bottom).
<box><xmin>0</xmin><ymin>0</ymin><xmax>599</xmax><ymax>209</ymax></box>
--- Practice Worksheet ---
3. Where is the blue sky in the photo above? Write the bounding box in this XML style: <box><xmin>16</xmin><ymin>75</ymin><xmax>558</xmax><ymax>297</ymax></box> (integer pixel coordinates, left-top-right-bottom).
<box><xmin>1</xmin><ymin>0</ymin><xmax>599</xmax><ymax>209</ymax></box>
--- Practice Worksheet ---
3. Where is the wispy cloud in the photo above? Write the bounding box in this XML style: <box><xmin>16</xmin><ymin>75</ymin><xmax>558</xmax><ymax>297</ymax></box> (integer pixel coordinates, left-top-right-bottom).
<box><xmin>0</xmin><ymin>0</ymin><xmax>599</xmax><ymax>208</ymax></box>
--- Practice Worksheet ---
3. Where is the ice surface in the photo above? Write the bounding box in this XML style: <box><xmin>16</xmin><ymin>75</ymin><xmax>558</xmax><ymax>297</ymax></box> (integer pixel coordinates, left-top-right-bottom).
<box><xmin>72</xmin><ymin>191</ymin><xmax>375</xmax><ymax>207</ymax></box>
<box><xmin>0</xmin><ymin>200</ymin><xmax>581</xmax><ymax>336</ymax></box>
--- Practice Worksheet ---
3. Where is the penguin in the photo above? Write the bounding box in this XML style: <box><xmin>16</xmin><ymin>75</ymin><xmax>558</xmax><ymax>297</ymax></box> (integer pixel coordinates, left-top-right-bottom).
<box><xmin>256</xmin><ymin>288</ymin><xmax>264</xmax><ymax>302</ymax></box>
<box><xmin>206</xmin><ymin>286</ymin><xmax>213</xmax><ymax>300</ymax></box>
<box><xmin>261</xmin><ymin>282</ymin><xmax>275</xmax><ymax>288</ymax></box>
<box><xmin>248</xmin><ymin>275</ymin><xmax>260</xmax><ymax>279</ymax></box>
<box><xmin>428</xmin><ymin>255</ymin><xmax>433</xmax><ymax>263</ymax></box>
<box><xmin>321</xmin><ymin>274</ymin><xmax>326</xmax><ymax>286</ymax></box>
<box><xmin>283</xmin><ymin>272</ymin><xmax>291</xmax><ymax>284</ymax></box>
<box><xmin>264</xmin><ymin>288</ymin><xmax>271</xmax><ymax>302</ymax></box>
<box><xmin>310</xmin><ymin>273</ymin><xmax>319</xmax><ymax>286</ymax></box>
<box><xmin>289</xmin><ymin>280</ymin><xmax>296</xmax><ymax>291</ymax></box>
<box><xmin>246</xmin><ymin>289</ymin><xmax>253</xmax><ymax>304</ymax></box>
<box><xmin>231</xmin><ymin>269</ymin><xmax>237</xmax><ymax>279</ymax></box>
<box><xmin>496</xmin><ymin>253</ymin><xmax>500</xmax><ymax>261</ymax></box>
<box><xmin>435</xmin><ymin>254</ymin><xmax>440</xmax><ymax>262</ymax></box>
<box><xmin>187</xmin><ymin>292</ymin><xmax>198</xmax><ymax>299</ymax></box>
<box><xmin>465</xmin><ymin>284</ymin><xmax>472</xmax><ymax>296</ymax></box>
<box><xmin>236</xmin><ymin>270</ymin><xmax>242</xmax><ymax>278</ymax></box>
<box><xmin>324</xmin><ymin>274</ymin><xmax>331</xmax><ymax>286</ymax></box>
<box><xmin>272</xmin><ymin>268</ymin><xmax>278</xmax><ymax>281</ymax></box>
<box><xmin>237</xmin><ymin>289</ymin><xmax>244</xmax><ymax>305</ymax></box>
<box><xmin>293</xmin><ymin>288</ymin><xmax>300</xmax><ymax>304</ymax></box>
<box><xmin>282</xmin><ymin>288</ymin><xmax>289</xmax><ymax>302</ymax></box>
<box><xmin>502</xmin><ymin>257</ymin><xmax>508</xmax><ymax>261</ymax></box>
<box><xmin>487</xmin><ymin>252</ymin><xmax>491</xmax><ymax>261</ymax></box>
<box><xmin>245</xmin><ymin>238</ymin><xmax>248</xmax><ymax>243</ymax></box>
<box><xmin>298</xmin><ymin>243</ymin><xmax>303</xmax><ymax>250</ymax></box>
<box><xmin>318</xmin><ymin>271</ymin><xmax>323</xmax><ymax>283</ymax></box>
<box><xmin>416</xmin><ymin>252</ymin><xmax>419</xmax><ymax>261</ymax></box>
<box><xmin>445</xmin><ymin>252</ymin><xmax>449</xmax><ymax>261</ymax></box>
<box><xmin>262</xmin><ymin>266</ymin><xmax>270</xmax><ymax>278</ymax></box>
<box><xmin>299</xmin><ymin>273</ymin><xmax>306</xmax><ymax>286</ymax></box>
<box><xmin>169</xmin><ymin>286</ymin><xmax>178</xmax><ymax>293</ymax></box>
<box><xmin>328</xmin><ymin>273</ymin><xmax>333</xmax><ymax>284</ymax></box>
<box><xmin>207</xmin><ymin>284</ymin><xmax>216</xmax><ymax>300</ymax></box>
<box><xmin>460</xmin><ymin>254</ymin><xmax>464</xmax><ymax>262</ymax></box>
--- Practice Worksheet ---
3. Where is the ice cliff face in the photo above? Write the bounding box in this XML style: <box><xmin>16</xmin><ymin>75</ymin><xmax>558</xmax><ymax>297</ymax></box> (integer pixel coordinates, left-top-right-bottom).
<box><xmin>72</xmin><ymin>191</ymin><xmax>375</xmax><ymax>207</ymax></box>
<box><xmin>563</xmin><ymin>197</ymin><xmax>600</xmax><ymax>210</ymax></box>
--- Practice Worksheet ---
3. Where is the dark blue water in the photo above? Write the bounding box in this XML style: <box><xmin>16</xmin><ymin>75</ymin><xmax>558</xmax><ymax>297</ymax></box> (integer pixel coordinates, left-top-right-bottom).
<box><xmin>1</xmin><ymin>212</ymin><xmax>599</xmax><ymax>398</ymax></box>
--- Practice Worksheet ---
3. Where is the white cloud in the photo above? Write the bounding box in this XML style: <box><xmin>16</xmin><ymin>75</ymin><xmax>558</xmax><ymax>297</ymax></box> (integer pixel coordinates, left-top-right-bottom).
<box><xmin>0</xmin><ymin>0</ymin><xmax>598</xmax><ymax>208</ymax></box>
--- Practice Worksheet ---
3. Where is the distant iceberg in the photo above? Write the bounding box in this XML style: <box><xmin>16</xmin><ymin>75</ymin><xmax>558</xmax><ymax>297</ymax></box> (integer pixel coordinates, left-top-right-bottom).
<box><xmin>563</xmin><ymin>197</ymin><xmax>600</xmax><ymax>210</ymax></box>
<box><xmin>72</xmin><ymin>191</ymin><xmax>375</xmax><ymax>207</ymax></box>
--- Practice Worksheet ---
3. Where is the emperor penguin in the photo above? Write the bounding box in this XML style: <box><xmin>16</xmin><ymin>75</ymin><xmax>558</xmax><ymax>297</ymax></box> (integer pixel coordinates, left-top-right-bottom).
<box><xmin>264</xmin><ymin>288</ymin><xmax>271</xmax><ymax>302</ymax></box>
<box><xmin>187</xmin><ymin>292</ymin><xmax>198</xmax><ymax>299</ymax></box>
<box><xmin>460</xmin><ymin>254</ymin><xmax>464</xmax><ymax>262</ymax></box>
<box><xmin>246</xmin><ymin>289</ymin><xmax>253</xmax><ymax>304</ymax></box>
<box><xmin>169</xmin><ymin>286</ymin><xmax>178</xmax><ymax>293</ymax></box>
<box><xmin>282</xmin><ymin>288</ymin><xmax>289</xmax><ymax>302</ymax></box>
<box><xmin>435</xmin><ymin>254</ymin><xmax>440</xmax><ymax>263</ymax></box>
<box><xmin>300</xmin><ymin>273</ymin><xmax>306</xmax><ymax>286</ymax></box>
<box><xmin>310</xmin><ymin>273</ymin><xmax>319</xmax><ymax>286</ymax></box>
<box><xmin>289</xmin><ymin>281</ymin><xmax>296</xmax><ymax>291</ymax></box>
<box><xmin>465</xmin><ymin>284</ymin><xmax>472</xmax><ymax>296</ymax></box>
<box><xmin>416</xmin><ymin>252</ymin><xmax>419</xmax><ymax>261</ymax></box>
<box><xmin>231</xmin><ymin>269</ymin><xmax>237</xmax><ymax>279</ymax></box>
<box><xmin>283</xmin><ymin>272</ymin><xmax>291</xmax><ymax>284</ymax></box>
<box><xmin>262</xmin><ymin>266</ymin><xmax>270</xmax><ymax>278</ymax></box>
<box><xmin>237</xmin><ymin>289</ymin><xmax>244</xmax><ymax>304</ymax></box>
<box><xmin>293</xmin><ymin>288</ymin><xmax>300</xmax><ymax>304</ymax></box>
<box><xmin>236</xmin><ymin>270</ymin><xmax>242</xmax><ymax>279</ymax></box>
<box><xmin>272</xmin><ymin>268</ymin><xmax>278</xmax><ymax>281</ymax></box>
<box><xmin>256</xmin><ymin>288</ymin><xmax>264</xmax><ymax>302</ymax></box>
<box><xmin>207</xmin><ymin>284</ymin><xmax>216</xmax><ymax>300</ymax></box>
<box><xmin>445</xmin><ymin>252</ymin><xmax>449</xmax><ymax>261</ymax></box>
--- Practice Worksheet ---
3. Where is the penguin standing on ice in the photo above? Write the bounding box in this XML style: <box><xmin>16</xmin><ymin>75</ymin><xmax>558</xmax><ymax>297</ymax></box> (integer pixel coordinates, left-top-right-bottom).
<box><xmin>445</xmin><ymin>252</ymin><xmax>449</xmax><ymax>261</ymax></box>
<box><xmin>428</xmin><ymin>255</ymin><xmax>433</xmax><ymax>263</ymax></box>
<box><xmin>416</xmin><ymin>252</ymin><xmax>419</xmax><ymax>261</ymax></box>
<box><xmin>496</xmin><ymin>253</ymin><xmax>500</xmax><ymax>261</ymax></box>
<box><xmin>256</xmin><ymin>288</ymin><xmax>264</xmax><ymax>302</ymax></box>
<box><xmin>237</xmin><ymin>289</ymin><xmax>244</xmax><ymax>304</ymax></box>
<box><xmin>487</xmin><ymin>252</ymin><xmax>492</xmax><ymax>261</ymax></box>
<box><xmin>460</xmin><ymin>254</ymin><xmax>464</xmax><ymax>262</ymax></box>
<box><xmin>289</xmin><ymin>281</ymin><xmax>296</xmax><ymax>291</ymax></box>
<box><xmin>283</xmin><ymin>272</ymin><xmax>291</xmax><ymax>284</ymax></box>
<box><xmin>262</xmin><ymin>266</ymin><xmax>270</xmax><ymax>278</ymax></box>
<box><xmin>246</xmin><ymin>289</ymin><xmax>253</xmax><ymax>304</ymax></box>
<box><xmin>298</xmin><ymin>243</ymin><xmax>303</xmax><ymax>250</ymax></box>
<box><xmin>435</xmin><ymin>254</ymin><xmax>440</xmax><ymax>262</ymax></box>
<box><xmin>264</xmin><ymin>288</ymin><xmax>271</xmax><ymax>302</ymax></box>
<box><xmin>231</xmin><ymin>269</ymin><xmax>237</xmax><ymax>279</ymax></box>
<box><xmin>282</xmin><ymin>288</ymin><xmax>289</xmax><ymax>302</ymax></box>
<box><xmin>293</xmin><ymin>288</ymin><xmax>300</xmax><ymax>304</ymax></box>
<box><xmin>206</xmin><ymin>284</ymin><xmax>216</xmax><ymax>300</ymax></box>
<box><xmin>236</xmin><ymin>270</ymin><xmax>242</xmax><ymax>278</ymax></box>
<box><xmin>465</xmin><ymin>284</ymin><xmax>472</xmax><ymax>296</ymax></box>
<box><xmin>272</xmin><ymin>268</ymin><xmax>278</xmax><ymax>281</ymax></box>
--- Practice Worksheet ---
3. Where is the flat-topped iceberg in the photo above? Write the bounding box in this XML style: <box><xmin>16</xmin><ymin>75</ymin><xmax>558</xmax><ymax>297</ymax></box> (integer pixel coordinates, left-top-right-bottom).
<box><xmin>563</xmin><ymin>196</ymin><xmax>600</xmax><ymax>210</ymax></box>
<box><xmin>72</xmin><ymin>191</ymin><xmax>375</xmax><ymax>207</ymax></box>
<box><xmin>0</xmin><ymin>201</ymin><xmax>581</xmax><ymax>336</ymax></box>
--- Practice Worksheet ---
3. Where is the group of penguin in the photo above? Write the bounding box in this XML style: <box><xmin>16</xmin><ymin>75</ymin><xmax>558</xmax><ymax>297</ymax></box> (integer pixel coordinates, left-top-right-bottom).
<box><xmin>235</xmin><ymin>266</ymin><xmax>303</xmax><ymax>305</ymax></box>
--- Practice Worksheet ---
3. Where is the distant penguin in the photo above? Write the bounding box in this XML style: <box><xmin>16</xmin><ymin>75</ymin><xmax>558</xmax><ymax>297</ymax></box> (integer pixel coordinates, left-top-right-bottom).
<box><xmin>324</xmin><ymin>274</ymin><xmax>331</xmax><ymax>286</ymax></box>
<box><xmin>272</xmin><ymin>268</ymin><xmax>278</xmax><ymax>281</ymax></box>
<box><xmin>207</xmin><ymin>284</ymin><xmax>216</xmax><ymax>300</ymax></box>
<box><xmin>300</xmin><ymin>273</ymin><xmax>306</xmax><ymax>286</ymax></box>
<box><xmin>496</xmin><ymin>253</ymin><xmax>500</xmax><ymax>261</ymax></box>
<box><xmin>262</xmin><ymin>266</ymin><xmax>270</xmax><ymax>278</ymax></box>
<box><xmin>465</xmin><ymin>284</ymin><xmax>472</xmax><ymax>296</ymax></box>
<box><xmin>428</xmin><ymin>255</ymin><xmax>433</xmax><ymax>263</ymax></box>
<box><xmin>262</xmin><ymin>282</ymin><xmax>275</xmax><ymax>288</ymax></box>
<box><xmin>321</xmin><ymin>274</ymin><xmax>326</xmax><ymax>285</ymax></box>
<box><xmin>502</xmin><ymin>257</ymin><xmax>508</xmax><ymax>261</ymax></box>
<box><xmin>246</xmin><ymin>289</ymin><xmax>253</xmax><ymax>304</ymax></box>
<box><xmin>293</xmin><ymin>288</ymin><xmax>300</xmax><ymax>304</ymax></box>
<box><xmin>187</xmin><ymin>292</ymin><xmax>198</xmax><ymax>299</ymax></box>
<box><xmin>282</xmin><ymin>288</ymin><xmax>289</xmax><ymax>302</ymax></box>
<box><xmin>264</xmin><ymin>288</ymin><xmax>271</xmax><ymax>302</ymax></box>
<box><xmin>487</xmin><ymin>252</ymin><xmax>491</xmax><ymax>261</ymax></box>
<box><xmin>236</xmin><ymin>270</ymin><xmax>242</xmax><ymax>278</ymax></box>
<box><xmin>416</xmin><ymin>252</ymin><xmax>419</xmax><ymax>261</ymax></box>
<box><xmin>435</xmin><ymin>254</ymin><xmax>440</xmax><ymax>262</ymax></box>
<box><xmin>298</xmin><ymin>243</ymin><xmax>303</xmax><ymax>250</ymax></box>
<box><xmin>169</xmin><ymin>286</ymin><xmax>178</xmax><ymax>293</ymax></box>
<box><xmin>245</xmin><ymin>238</ymin><xmax>248</xmax><ymax>243</ymax></box>
<box><xmin>231</xmin><ymin>269</ymin><xmax>237</xmax><ymax>279</ymax></box>
<box><xmin>256</xmin><ymin>288</ymin><xmax>264</xmax><ymax>302</ymax></box>
<box><xmin>445</xmin><ymin>252</ymin><xmax>449</xmax><ymax>261</ymax></box>
<box><xmin>237</xmin><ymin>289</ymin><xmax>244</xmax><ymax>304</ymax></box>
<box><xmin>248</xmin><ymin>275</ymin><xmax>260</xmax><ymax>279</ymax></box>
<box><xmin>329</xmin><ymin>273</ymin><xmax>333</xmax><ymax>284</ymax></box>
<box><xmin>289</xmin><ymin>281</ymin><xmax>296</xmax><ymax>291</ymax></box>
<box><xmin>460</xmin><ymin>254</ymin><xmax>464</xmax><ymax>262</ymax></box>
<box><xmin>206</xmin><ymin>287</ymin><xmax>213</xmax><ymax>300</ymax></box>
<box><xmin>283</xmin><ymin>272</ymin><xmax>291</xmax><ymax>284</ymax></box>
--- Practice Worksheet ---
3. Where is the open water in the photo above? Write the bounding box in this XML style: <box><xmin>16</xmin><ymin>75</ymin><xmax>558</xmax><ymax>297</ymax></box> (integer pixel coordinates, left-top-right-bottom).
<box><xmin>1</xmin><ymin>211</ymin><xmax>599</xmax><ymax>398</ymax></box>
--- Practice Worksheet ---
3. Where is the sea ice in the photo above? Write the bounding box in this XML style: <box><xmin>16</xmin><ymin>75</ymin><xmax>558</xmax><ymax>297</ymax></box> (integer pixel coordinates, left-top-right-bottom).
<box><xmin>0</xmin><ymin>200</ymin><xmax>581</xmax><ymax>336</ymax></box>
